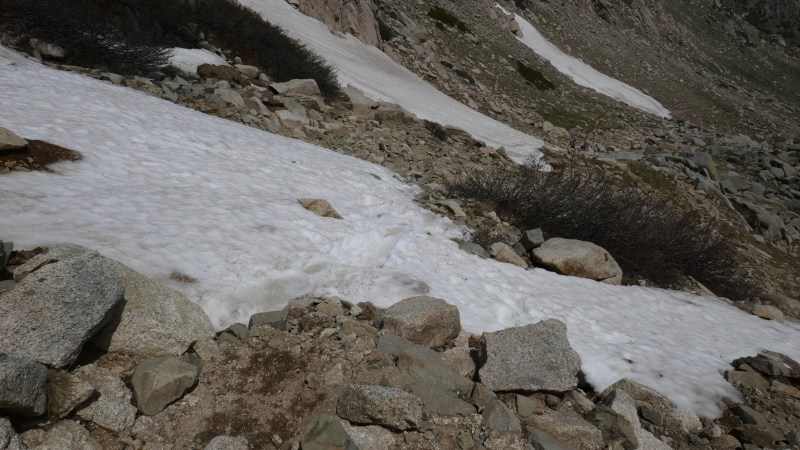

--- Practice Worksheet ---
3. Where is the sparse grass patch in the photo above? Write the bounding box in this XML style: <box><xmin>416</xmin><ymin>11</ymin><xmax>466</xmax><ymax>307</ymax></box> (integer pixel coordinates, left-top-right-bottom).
<box><xmin>448</xmin><ymin>159</ymin><xmax>757</xmax><ymax>301</ymax></box>
<box><xmin>428</xmin><ymin>7</ymin><xmax>471</xmax><ymax>33</ymax></box>
<box><xmin>516</xmin><ymin>61</ymin><xmax>555</xmax><ymax>90</ymax></box>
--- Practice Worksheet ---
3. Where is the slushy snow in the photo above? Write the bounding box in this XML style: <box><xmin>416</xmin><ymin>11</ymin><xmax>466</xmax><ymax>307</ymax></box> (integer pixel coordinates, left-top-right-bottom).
<box><xmin>1</xmin><ymin>46</ymin><xmax>799</xmax><ymax>418</ymax></box>
<box><xmin>238</xmin><ymin>0</ymin><xmax>544</xmax><ymax>163</ymax></box>
<box><xmin>496</xmin><ymin>5</ymin><xmax>671</xmax><ymax>118</ymax></box>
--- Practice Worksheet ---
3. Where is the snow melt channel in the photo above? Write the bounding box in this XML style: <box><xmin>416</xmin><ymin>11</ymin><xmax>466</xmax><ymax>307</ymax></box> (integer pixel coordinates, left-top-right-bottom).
<box><xmin>239</xmin><ymin>0</ymin><xmax>544</xmax><ymax>163</ymax></box>
<box><xmin>1</xmin><ymin>46</ymin><xmax>799</xmax><ymax>418</ymax></box>
<box><xmin>497</xmin><ymin>5</ymin><xmax>671</xmax><ymax>118</ymax></box>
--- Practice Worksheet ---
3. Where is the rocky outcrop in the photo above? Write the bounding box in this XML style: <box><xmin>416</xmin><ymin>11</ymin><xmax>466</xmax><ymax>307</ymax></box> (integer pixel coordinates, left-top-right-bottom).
<box><xmin>718</xmin><ymin>0</ymin><xmax>800</xmax><ymax>46</ymax></box>
<box><xmin>297</xmin><ymin>0</ymin><xmax>382</xmax><ymax>47</ymax></box>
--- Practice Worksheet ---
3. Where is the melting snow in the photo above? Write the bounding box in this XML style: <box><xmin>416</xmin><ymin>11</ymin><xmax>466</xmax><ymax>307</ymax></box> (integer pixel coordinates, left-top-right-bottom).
<box><xmin>1</xmin><ymin>46</ymin><xmax>798</xmax><ymax>418</ymax></box>
<box><xmin>496</xmin><ymin>5</ymin><xmax>671</xmax><ymax>118</ymax></box>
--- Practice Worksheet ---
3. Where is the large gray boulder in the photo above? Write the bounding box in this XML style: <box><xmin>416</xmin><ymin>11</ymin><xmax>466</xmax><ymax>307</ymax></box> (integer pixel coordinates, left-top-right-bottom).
<box><xmin>92</xmin><ymin>268</ymin><xmax>215</xmax><ymax>357</ymax></box>
<box><xmin>0</xmin><ymin>128</ymin><xmax>27</xmax><ymax>152</ymax></box>
<box><xmin>381</xmin><ymin>296</ymin><xmax>461</xmax><ymax>348</ymax></box>
<box><xmin>74</xmin><ymin>365</ymin><xmax>136</xmax><ymax>432</ymax></box>
<box><xmin>599</xmin><ymin>379</ymin><xmax>702</xmax><ymax>434</ymax></box>
<box><xmin>336</xmin><ymin>384</ymin><xmax>423</xmax><ymax>431</ymax></box>
<box><xmin>479</xmin><ymin>319</ymin><xmax>581</xmax><ymax>393</ymax></box>
<box><xmin>132</xmin><ymin>357</ymin><xmax>200</xmax><ymax>416</ymax></box>
<box><xmin>532</xmin><ymin>238</ymin><xmax>623</xmax><ymax>285</ymax></box>
<box><xmin>0</xmin><ymin>244</ymin><xmax>125</xmax><ymax>368</ymax></box>
<box><xmin>0</xmin><ymin>354</ymin><xmax>48</xmax><ymax>416</ymax></box>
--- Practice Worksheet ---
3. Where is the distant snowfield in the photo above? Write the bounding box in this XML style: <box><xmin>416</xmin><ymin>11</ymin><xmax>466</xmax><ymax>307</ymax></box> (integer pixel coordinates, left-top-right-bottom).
<box><xmin>1</xmin><ymin>46</ymin><xmax>799</xmax><ymax>418</ymax></box>
<box><xmin>238</xmin><ymin>0</ymin><xmax>544</xmax><ymax>163</ymax></box>
<box><xmin>495</xmin><ymin>5</ymin><xmax>671</xmax><ymax>118</ymax></box>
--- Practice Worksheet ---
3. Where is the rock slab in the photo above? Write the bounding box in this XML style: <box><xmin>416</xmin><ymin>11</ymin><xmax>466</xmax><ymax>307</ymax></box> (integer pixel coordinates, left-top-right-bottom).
<box><xmin>336</xmin><ymin>384</ymin><xmax>423</xmax><ymax>431</ymax></box>
<box><xmin>0</xmin><ymin>128</ymin><xmax>27</xmax><ymax>151</ymax></box>
<box><xmin>0</xmin><ymin>244</ymin><xmax>125</xmax><ymax>368</ymax></box>
<box><xmin>381</xmin><ymin>296</ymin><xmax>460</xmax><ymax>348</ymax></box>
<box><xmin>132</xmin><ymin>357</ymin><xmax>200</xmax><ymax>416</ymax></box>
<box><xmin>0</xmin><ymin>353</ymin><xmax>48</xmax><ymax>416</ymax></box>
<box><xmin>479</xmin><ymin>319</ymin><xmax>581</xmax><ymax>393</ymax></box>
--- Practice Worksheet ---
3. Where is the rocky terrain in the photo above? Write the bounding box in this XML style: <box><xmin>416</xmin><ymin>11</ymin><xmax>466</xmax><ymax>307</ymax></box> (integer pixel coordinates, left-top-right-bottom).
<box><xmin>1</xmin><ymin>0</ymin><xmax>800</xmax><ymax>448</ymax></box>
<box><xmin>2</xmin><ymin>244</ymin><xmax>800</xmax><ymax>450</ymax></box>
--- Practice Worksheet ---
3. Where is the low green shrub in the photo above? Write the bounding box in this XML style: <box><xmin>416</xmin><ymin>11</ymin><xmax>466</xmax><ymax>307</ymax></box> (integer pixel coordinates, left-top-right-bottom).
<box><xmin>516</xmin><ymin>61</ymin><xmax>555</xmax><ymax>90</ymax></box>
<box><xmin>428</xmin><ymin>7</ymin><xmax>471</xmax><ymax>33</ymax></box>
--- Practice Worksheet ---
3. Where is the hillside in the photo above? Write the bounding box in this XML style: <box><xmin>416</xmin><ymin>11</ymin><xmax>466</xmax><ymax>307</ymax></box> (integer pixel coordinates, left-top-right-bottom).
<box><xmin>1</xmin><ymin>0</ymin><xmax>799</xmax><ymax>449</ymax></box>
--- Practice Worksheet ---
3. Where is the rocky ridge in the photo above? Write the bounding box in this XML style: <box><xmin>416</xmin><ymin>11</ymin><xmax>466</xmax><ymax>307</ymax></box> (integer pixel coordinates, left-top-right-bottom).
<box><xmin>1</xmin><ymin>244</ymin><xmax>799</xmax><ymax>449</ymax></box>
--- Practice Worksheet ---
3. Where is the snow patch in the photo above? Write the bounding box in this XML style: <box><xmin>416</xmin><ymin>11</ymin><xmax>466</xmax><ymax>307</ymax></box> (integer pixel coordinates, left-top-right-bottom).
<box><xmin>168</xmin><ymin>48</ymin><xmax>229</xmax><ymax>73</ymax></box>
<box><xmin>499</xmin><ymin>5</ymin><xmax>671</xmax><ymax>118</ymax></box>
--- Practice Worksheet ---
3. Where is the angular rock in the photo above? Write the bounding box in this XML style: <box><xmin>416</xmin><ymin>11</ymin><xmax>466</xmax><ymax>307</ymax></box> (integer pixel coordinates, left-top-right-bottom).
<box><xmin>532</xmin><ymin>238</ymin><xmax>622</xmax><ymax>284</ymax></box>
<box><xmin>381</xmin><ymin>296</ymin><xmax>460</xmax><ymax>348</ymax></box>
<box><xmin>526</xmin><ymin>426</ymin><xmax>573</xmax><ymax>450</ymax></box>
<box><xmin>340</xmin><ymin>422</ymin><xmax>395</xmax><ymax>450</ymax></box>
<box><xmin>489</xmin><ymin>242</ymin><xmax>528</xmax><ymax>268</ymax></box>
<box><xmin>196</xmin><ymin>64</ymin><xmax>241</xmax><ymax>84</ymax></box>
<box><xmin>233</xmin><ymin>64</ymin><xmax>259</xmax><ymax>79</ymax></box>
<box><xmin>441</xmin><ymin>346</ymin><xmax>476</xmax><ymax>378</ymax></box>
<box><xmin>302</xmin><ymin>415</ymin><xmax>358</xmax><ymax>450</ymax></box>
<box><xmin>0</xmin><ymin>244</ymin><xmax>125</xmax><ymax>368</ymax></box>
<box><xmin>586</xmin><ymin>405</ymin><xmax>638</xmax><ymax>450</ymax></box>
<box><xmin>343</xmin><ymin>86</ymin><xmax>377</xmax><ymax>119</ymax></box>
<box><xmin>600</xmin><ymin>378</ymin><xmax>702</xmax><ymax>433</ymax></box>
<box><xmin>214</xmin><ymin>87</ymin><xmax>246</xmax><ymax>109</ymax></box>
<box><xmin>336</xmin><ymin>384</ymin><xmax>423</xmax><ymax>431</ymax></box>
<box><xmin>725</xmin><ymin>370</ymin><xmax>770</xmax><ymax>392</ymax></box>
<box><xmin>0</xmin><ymin>354</ymin><xmax>47</xmax><ymax>416</ymax></box>
<box><xmin>527</xmin><ymin>409</ymin><xmax>605</xmax><ymax>450</ymax></box>
<box><xmin>204</xmin><ymin>435</ymin><xmax>249</xmax><ymax>450</ymax></box>
<box><xmin>74</xmin><ymin>365</ymin><xmax>136</xmax><ymax>432</ymax></box>
<box><xmin>479</xmin><ymin>319</ymin><xmax>581</xmax><ymax>393</ymax></box>
<box><xmin>407</xmin><ymin>383</ymin><xmax>474</xmax><ymax>417</ymax></box>
<box><xmin>47</xmin><ymin>369</ymin><xmax>96</xmax><ymax>419</ymax></box>
<box><xmin>520</xmin><ymin>228</ymin><xmax>545</xmax><ymax>251</ymax></box>
<box><xmin>0</xmin><ymin>128</ymin><xmax>27</xmax><ymax>152</ymax></box>
<box><xmin>249</xmin><ymin>308</ymin><xmax>289</xmax><ymax>331</ymax></box>
<box><xmin>93</xmin><ymin>267</ymin><xmax>215</xmax><ymax>356</ymax></box>
<box><xmin>270</xmin><ymin>79</ymin><xmax>321</xmax><ymax>97</ymax></box>
<box><xmin>482</xmin><ymin>397</ymin><xmax>522</xmax><ymax>432</ymax></box>
<box><xmin>298</xmin><ymin>198</ymin><xmax>342</xmax><ymax>219</ymax></box>
<box><xmin>132</xmin><ymin>357</ymin><xmax>200</xmax><ymax>416</ymax></box>
<box><xmin>338</xmin><ymin>319</ymin><xmax>378</xmax><ymax>339</ymax></box>
<box><xmin>730</xmin><ymin>424</ymin><xmax>783</xmax><ymax>447</ymax></box>
<box><xmin>377</xmin><ymin>334</ymin><xmax>474</xmax><ymax>398</ymax></box>
<box><xmin>19</xmin><ymin>420</ymin><xmax>101</xmax><ymax>450</ymax></box>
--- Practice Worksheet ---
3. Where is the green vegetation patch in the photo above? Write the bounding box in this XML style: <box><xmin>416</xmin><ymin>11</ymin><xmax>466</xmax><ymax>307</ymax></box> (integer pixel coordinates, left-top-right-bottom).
<box><xmin>516</xmin><ymin>61</ymin><xmax>555</xmax><ymax>90</ymax></box>
<box><xmin>428</xmin><ymin>7</ymin><xmax>471</xmax><ymax>33</ymax></box>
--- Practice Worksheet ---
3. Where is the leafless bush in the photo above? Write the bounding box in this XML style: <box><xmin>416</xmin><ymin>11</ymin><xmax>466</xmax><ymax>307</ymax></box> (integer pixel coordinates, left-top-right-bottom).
<box><xmin>449</xmin><ymin>159</ymin><xmax>756</xmax><ymax>300</ymax></box>
<box><xmin>424</xmin><ymin>120</ymin><xmax>447</xmax><ymax>140</ymax></box>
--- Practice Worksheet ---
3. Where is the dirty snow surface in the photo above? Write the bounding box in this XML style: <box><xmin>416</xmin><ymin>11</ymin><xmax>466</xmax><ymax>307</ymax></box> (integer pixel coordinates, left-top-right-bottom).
<box><xmin>238</xmin><ymin>0</ymin><xmax>544</xmax><ymax>163</ymax></box>
<box><xmin>1</xmin><ymin>46</ymin><xmax>799</xmax><ymax>418</ymax></box>
<box><xmin>496</xmin><ymin>5</ymin><xmax>671</xmax><ymax>118</ymax></box>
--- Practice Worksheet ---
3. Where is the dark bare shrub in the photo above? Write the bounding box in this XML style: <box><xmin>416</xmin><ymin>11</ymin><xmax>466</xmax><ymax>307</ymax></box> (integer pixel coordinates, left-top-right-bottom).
<box><xmin>0</xmin><ymin>0</ymin><xmax>168</xmax><ymax>74</ymax></box>
<box><xmin>449</xmin><ymin>159</ymin><xmax>756</xmax><ymax>301</ymax></box>
<box><xmin>424</xmin><ymin>120</ymin><xmax>448</xmax><ymax>140</ymax></box>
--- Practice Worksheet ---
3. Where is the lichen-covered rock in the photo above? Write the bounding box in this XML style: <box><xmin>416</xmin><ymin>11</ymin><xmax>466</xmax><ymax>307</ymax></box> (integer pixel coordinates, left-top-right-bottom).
<box><xmin>336</xmin><ymin>384</ymin><xmax>423</xmax><ymax>431</ymax></box>
<box><xmin>479</xmin><ymin>319</ymin><xmax>581</xmax><ymax>393</ymax></box>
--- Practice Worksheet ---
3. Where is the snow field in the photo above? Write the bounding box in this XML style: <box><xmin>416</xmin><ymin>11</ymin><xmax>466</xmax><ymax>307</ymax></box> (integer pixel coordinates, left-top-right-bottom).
<box><xmin>168</xmin><ymin>48</ymin><xmax>229</xmax><ymax>73</ymax></box>
<box><xmin>1</xmin><ymin>46</ymin><xmax>799</xmax><ymax>418</ymax></box>
<box><xmin>495</xmin><ymin>5</ymin><xmax>671</xmax><ymax>118</ymax></box>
